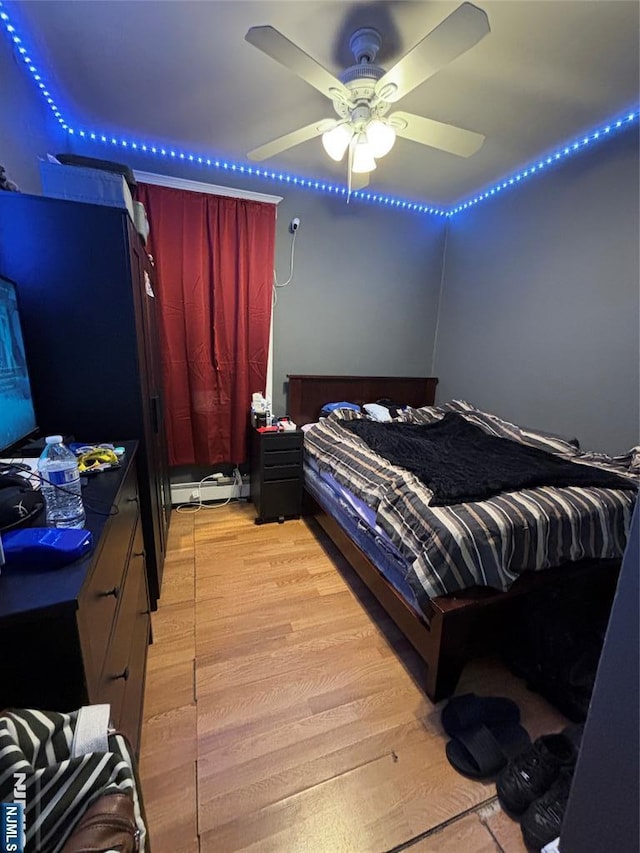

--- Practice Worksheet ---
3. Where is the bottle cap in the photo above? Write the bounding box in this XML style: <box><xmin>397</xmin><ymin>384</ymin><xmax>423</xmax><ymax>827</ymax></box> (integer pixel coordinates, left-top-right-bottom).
<box><xmin>45</xmin><ymin>435</ymin><xmax>63</xmax><ymax>444</ymax></box>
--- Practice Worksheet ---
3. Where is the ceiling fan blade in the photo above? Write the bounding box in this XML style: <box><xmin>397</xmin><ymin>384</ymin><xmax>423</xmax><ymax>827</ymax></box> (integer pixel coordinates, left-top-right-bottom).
<box><xmin>375</xmin><ymin>3</ymin><xmax>490</xmax><ymax>103</ymax></box>
<box><xmin>248</xmin><ymin>120</ymin><xmax>330</xmax><ymax>161</ymax></box>
<box><xmin>390</xmin><ymin>111</ymin><xmax>484</xmax><ymax>157</ymax></box>
<box><xmin>246</xmin><ymin>26</ymin><xmax>350</xmax><ymax>103</ymax></box>
<box><xmin>351</xmin><ymin>172</ymin><xmax>370</xmax><ymax>191</ymax></box>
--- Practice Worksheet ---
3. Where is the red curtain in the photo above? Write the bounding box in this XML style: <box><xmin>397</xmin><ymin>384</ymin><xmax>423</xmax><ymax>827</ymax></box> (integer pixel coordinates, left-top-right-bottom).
<box><xmin>137</xmin><ymin>182</ymin><xmax>275</xmax><ymax>466</ymax></box>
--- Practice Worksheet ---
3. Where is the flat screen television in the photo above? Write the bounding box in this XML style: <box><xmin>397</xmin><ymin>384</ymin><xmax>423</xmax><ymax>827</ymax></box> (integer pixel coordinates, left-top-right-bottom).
<box><xmin>0</xmin><ymin>274</ymin><xmax>38</xmax><ymax>455</ymax></box>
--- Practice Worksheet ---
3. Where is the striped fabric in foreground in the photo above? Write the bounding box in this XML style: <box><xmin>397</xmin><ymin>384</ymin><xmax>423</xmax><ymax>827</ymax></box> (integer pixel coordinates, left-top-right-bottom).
<box><xmin>0</xmin><ymin>708</ymin><xmax>145</xmax><ymax>852</ymax></box>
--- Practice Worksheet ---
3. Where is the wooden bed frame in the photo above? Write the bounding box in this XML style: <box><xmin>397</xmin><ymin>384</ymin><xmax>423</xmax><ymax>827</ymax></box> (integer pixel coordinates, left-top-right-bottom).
<box><xmin>287</xmin><ymin>374</ymin><xmax>620</xmax><ymax>702</ymax></box>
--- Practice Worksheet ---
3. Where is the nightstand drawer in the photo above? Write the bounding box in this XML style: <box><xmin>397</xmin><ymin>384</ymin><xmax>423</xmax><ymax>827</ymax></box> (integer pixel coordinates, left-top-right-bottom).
<box><xmin>264</xmin><ymin>463</ymin><xmax>301</xmax><ymax>481</ymax></box>
<box><xmin>261</xmin><ymin>432</ymin><xmax>303</xmax><ymax>452</ymax></box>
<box><xmin>259</xmin><ymin>478</ymin><xmax>302</xmax><ymax>521</ymax></box>
<box><xmin>264</xmin><ymin>449</ymin><xmax>301</xmax><ymax>466</ymax></box>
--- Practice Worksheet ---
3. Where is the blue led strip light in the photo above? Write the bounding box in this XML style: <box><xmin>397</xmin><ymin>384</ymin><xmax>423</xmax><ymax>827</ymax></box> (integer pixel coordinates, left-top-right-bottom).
<box><xmin>0</xmin><ymin>0</ymin><xmax>447</xmax><ymax>216</ymax></box>
<box><xmin>449</xmin><ymin>108</ymin><xmax>639</xmax><ymax>215</ymax></box>
<box><xmin>1</xmin><ymin>0</ymin><xmax>637</xmax><ymax>219</ymax></box>
<box><xmin>53</xmin><ymin>127</ymin><xmax>451</xmax><ymax>214</ymax></box>
<box><xmin>0</xmin><ymin>1</ymin><xmax>66</xmax><ymax>128</ymax></box>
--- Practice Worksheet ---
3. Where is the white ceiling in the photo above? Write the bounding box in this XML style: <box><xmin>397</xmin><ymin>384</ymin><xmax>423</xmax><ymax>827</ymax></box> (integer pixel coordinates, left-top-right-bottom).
<box><xmin>10</xmin><ymin>0</ymin><xmax>640</xmax><ymax>205</ymax></box>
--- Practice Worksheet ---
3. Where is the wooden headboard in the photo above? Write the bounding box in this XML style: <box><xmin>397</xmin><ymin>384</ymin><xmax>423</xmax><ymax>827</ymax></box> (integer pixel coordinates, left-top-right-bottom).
<box><xmin>287</xmin><ymin>375</ymin><xmax>438</xmax><ymax>426</ymax></box>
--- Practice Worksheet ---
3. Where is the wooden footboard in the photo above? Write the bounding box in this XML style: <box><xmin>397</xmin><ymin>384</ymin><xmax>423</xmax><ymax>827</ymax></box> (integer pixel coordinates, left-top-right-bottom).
<box><xmin>303</xmin><ymin>489</ymin><xmax>620</xmax><ymax>703</ymax></box>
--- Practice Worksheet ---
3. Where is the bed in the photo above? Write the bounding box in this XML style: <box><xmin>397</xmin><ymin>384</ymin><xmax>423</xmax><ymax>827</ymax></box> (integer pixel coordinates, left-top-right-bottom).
<box><xmin>287</xmin><ymin>374</ymin><xmax>637</xmax><ymax>702</ymax></box>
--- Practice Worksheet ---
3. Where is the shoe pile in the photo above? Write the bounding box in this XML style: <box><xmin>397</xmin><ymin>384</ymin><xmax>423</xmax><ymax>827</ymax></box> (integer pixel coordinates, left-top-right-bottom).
<box><xmin>497</xmin><ymin>726</ymin><xmax>582</xmax><ymax>851</ymax></box>
<box><xmin>441</xmin><ymin>694</ymin><xmax>583</xmax><ymax>852</ymax></box>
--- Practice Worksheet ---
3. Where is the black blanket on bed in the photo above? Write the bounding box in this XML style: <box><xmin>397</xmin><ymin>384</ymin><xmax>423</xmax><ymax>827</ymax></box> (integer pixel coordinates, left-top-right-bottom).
<box><xmin>342</xmin><ymin>413</ymin><xmax>636</xmax><ymax>505</ymax></box>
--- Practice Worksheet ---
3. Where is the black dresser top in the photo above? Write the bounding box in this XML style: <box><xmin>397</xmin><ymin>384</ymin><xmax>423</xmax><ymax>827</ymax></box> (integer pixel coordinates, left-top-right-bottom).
<box><xmin>0</xmin><ymin>441</ymin><xmax>137</xmax><ymax>621</ymax></box>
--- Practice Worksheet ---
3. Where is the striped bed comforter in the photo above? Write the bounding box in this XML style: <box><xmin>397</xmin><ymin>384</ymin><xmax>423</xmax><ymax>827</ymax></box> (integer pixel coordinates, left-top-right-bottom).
<box><xmin>303</xmin><ymin>401</ymin><xmax>639</xmax><ymax>606</ymax></box>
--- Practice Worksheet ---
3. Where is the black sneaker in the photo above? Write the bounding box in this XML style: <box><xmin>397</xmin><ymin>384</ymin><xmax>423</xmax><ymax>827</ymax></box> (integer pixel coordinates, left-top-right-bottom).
<box><xmin>520</xmin><ymin>768</ymin><xmax>574</xmax><ymax>851</ymax></box>
<box><xmin>496</xmin><ymin>732</ymin><xmax>578</xmax><ymax>817</ymax></box>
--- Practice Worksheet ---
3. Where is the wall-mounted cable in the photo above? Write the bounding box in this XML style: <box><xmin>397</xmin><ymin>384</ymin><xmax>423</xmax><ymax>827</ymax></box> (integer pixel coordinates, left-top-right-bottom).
<box><xmin>273</xmin><ymin>218</ymin><xmax>300</xmax><ymax>305</ymax></box>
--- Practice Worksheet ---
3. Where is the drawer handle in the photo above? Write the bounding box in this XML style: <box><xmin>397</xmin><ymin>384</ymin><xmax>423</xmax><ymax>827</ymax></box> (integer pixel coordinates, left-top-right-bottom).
<box><xmin>113</xmin><ymin>666</ymin><xmax>130</xmax><ymax>682</ymax></box>
<box><xmin>133</xmin><ymin>550</ymin><xmax>145</xmax><ymax>559</ymax></box>
<box><xmin>101</xmin><ymin>586</ymin><xmax>120</xmax><ymax>599</ymax></box>
<box><xmin>127</xmin><ymin>496</ymin><xmax>139</xmax><ymax>503</ymax></box>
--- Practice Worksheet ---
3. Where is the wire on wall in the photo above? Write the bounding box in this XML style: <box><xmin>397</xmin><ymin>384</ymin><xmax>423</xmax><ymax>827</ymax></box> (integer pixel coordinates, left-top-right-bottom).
<box><xmin>273</xmin><ymin>218</ymin><xmax>300</xmax><ymax>306</ymax></box>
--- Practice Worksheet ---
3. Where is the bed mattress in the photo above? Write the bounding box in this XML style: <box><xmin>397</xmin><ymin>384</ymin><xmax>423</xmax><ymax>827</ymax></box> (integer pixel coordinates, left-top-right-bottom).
<box><xmin>304</xmin><ymin>459</ymin><xmax>419</xmax><ymax>610</ymax></box>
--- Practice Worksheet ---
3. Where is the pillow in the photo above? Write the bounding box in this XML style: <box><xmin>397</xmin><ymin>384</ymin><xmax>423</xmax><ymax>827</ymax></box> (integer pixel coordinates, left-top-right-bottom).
<box><xmin>454</xmin><ymin>404</ymin><xmax>582</xmax><ymax>454</ymax></box>
<box><xmin>412</xmin><ymin>400</ymin><xmax>581</xmax><ymax>454</ymax></box>
<box><xmin>374</xmin><ymin>398</ymin><xmax>410</xmax><ymax>419</ymax></box>
<box><xmin>363</xmin><ymin>403</ymin><xmax>393</xmax><ymax>422</ymax></box>
<box><xmin>518</xmin><ymin>424</ymin><xmax>580</xmax><ymax>451</ymax></box>
<box><xmin>319</xmin><ymin>401</ymin><xmax>360</xmax><ymax>418</ymax></box>
<box><xmin>325</xmin><ymin>407</ymin><xmax>363</xmax><ymax>423</ymax></box>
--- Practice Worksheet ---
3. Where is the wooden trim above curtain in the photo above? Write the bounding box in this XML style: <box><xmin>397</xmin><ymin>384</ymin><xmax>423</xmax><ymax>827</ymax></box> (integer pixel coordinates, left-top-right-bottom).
<box><xmin>134</xmin><ymin>170</ymin><xmax>283</xmax><ymax>205</ymax></box>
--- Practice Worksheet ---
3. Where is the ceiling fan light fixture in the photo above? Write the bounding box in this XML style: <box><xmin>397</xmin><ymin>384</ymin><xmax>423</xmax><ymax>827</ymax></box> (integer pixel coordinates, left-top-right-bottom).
<box><xmin>352</xmin><ymin>133</ymin><xmax>377</xmax><ymax>173</ymax></box>
<box><xmin>366</xmin><ymin>119</ymin><xmax>396</xmax><ymax>158</ymax></box>
<box><xmin>322</xmin><ymin>124</ymin><xmax>353</xmax><ymax>161</ymax></box>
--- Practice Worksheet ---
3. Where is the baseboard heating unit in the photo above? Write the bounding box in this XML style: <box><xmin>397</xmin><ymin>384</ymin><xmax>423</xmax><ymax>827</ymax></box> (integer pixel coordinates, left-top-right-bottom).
<box><xmin>170</xmin><ymin>475</ymin><xmax>249</xmax><ymax>506</ymax></box>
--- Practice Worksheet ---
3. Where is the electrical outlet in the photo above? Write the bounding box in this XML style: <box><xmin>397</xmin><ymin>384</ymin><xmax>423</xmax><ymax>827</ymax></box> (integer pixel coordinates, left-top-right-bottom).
<box><xmin>190</xmin><ymin>490</ymin><xmax>200</xmax><ymax>501</ymax></box>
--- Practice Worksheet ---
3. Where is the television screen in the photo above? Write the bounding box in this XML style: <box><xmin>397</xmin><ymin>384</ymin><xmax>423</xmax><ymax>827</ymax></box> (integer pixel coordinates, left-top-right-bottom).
<box><xmin>0</xmin><ymin>275</ymin><xmax>37</xmax><ymax>455</ymax></box>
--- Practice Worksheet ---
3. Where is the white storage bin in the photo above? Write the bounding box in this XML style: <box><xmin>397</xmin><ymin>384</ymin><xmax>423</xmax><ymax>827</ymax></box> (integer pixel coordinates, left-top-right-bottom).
<box><xmin>39</xmin><ymin>161</ymin><xmax>135</xmax><ymax>220</ymax></box>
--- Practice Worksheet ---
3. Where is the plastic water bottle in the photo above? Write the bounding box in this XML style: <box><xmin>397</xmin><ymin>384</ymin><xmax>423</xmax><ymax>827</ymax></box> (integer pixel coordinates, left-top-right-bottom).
<box><xmin>37</xmin><ymin>436</ymin><xmax>86</xmax><ymax>529</ymax></box>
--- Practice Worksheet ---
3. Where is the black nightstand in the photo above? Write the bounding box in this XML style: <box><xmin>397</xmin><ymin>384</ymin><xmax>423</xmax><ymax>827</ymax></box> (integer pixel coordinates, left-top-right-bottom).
<box><xmin>250</xmin><ymin>428</ymin><xmax>304</xmax><ymax>524</ymax></box>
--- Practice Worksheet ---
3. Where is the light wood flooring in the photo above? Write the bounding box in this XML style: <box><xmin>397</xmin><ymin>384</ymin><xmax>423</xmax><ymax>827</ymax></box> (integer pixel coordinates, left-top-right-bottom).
<box><xmin>139</xmin><ymin>504</ymin><xmax>566</xmax><ymax>852</ymax></box>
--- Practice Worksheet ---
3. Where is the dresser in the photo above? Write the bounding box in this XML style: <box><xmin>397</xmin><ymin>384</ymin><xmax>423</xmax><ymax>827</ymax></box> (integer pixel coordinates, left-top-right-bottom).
<box><xmin>0</xmin><ymin>443</ymin><xmax>150</xmax><ymax>755</ymax></box>
<box><xmin>250</xmin><ymin>428</ymin><xmax>304</xmax><ymax>523</ymax></box>
<box><xmin>0</xmin><ymin>192</ymin><xmax>171</xmax><ymax>609</ymax></box>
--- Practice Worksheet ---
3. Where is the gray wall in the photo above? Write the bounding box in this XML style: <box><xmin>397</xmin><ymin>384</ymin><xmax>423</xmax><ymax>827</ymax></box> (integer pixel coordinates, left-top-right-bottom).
<box><xmin>61</xmin><ymin>138</ymin><xmax>447</xmax><ymax>418</ymax></box>
<box><xmin>434</xmin><ymin>130</ymin><xmax>639</xmax><ymax>454</ymax></box>
<box><xmin>0</xmin><ymin>35</ymin><xmax>62</xmax><ymax>193</ymax></box>
<box><xmin>270</xmin><ymin>189</ymin><xmax>445</xmax><ymax>416</ymax></box>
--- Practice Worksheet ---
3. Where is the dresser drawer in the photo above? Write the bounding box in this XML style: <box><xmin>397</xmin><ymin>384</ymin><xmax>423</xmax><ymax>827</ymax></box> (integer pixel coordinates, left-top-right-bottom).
<box><xmin>79</xmin><ymin>468</ymin><xmax>140</xmax><ymax>682</ymax></box>
<box><xmin>119</xmin><ymin>572</ymin><xmax>150</xmax><ymax>753</ymax></box>
<box><xmin>94</xmin><ymin>647</ymin><xmax>127</xmax><ymax>730</ymax></box>
<box><xmin>94</xmin><ymin>531</ymin><xmax>146</xmax><ymax>718</ymax></box>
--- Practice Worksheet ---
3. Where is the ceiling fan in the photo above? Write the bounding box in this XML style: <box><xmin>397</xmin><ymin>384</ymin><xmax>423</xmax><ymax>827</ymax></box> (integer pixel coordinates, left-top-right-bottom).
<box><xmin>245</xmin><ymin>2</ymin><xmax>490</xmax><ymax>193</ymax></box>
